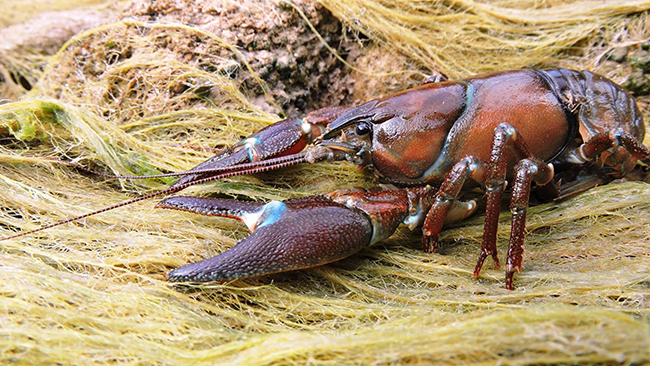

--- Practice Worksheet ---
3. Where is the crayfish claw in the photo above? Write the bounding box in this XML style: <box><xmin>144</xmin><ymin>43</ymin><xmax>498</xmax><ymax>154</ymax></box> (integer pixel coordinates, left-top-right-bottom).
<box><xmin>171</xmin><ymin>117</ymin><xmax>310</xmax><ymax>188</ymax></box>
<box><xmin>160</xmin><ymin>186</ymin><xmax>435</xmax><ymax>282</ymax></box>
<box><xmin>161</xmin><ymin>195</ymin><xmax>374</xmax><ymax>282</ymax></box>
<box><xmin>171</xmin><ymin>106</ymin><xmax>354</xmax><ymax>189</ymax></box>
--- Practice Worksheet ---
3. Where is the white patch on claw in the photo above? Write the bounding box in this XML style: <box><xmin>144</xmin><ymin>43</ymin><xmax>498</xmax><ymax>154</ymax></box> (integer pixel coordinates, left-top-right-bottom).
<box><xmin>243</xmin><ymin>137</ymin><xmax>261</xmax><ymax>162</ymax></box>
<box><xmin>566</xmin><ymin>144</ymin><xmax>589</xmax><ymax>164</ymax></box>
<box><xmin>445</xmin><ymin>200</ymin><xmax>477</xmax><ymax>223</ymax></box>
<box><xmin>241</xmin><ymin>200</ymin><xmax>286</xmax><ymax>232</ymax></box>
<box><xmin>301</xmin><ymin>120</ymin><xmax>312</xmax><ymax>137</ymax></box>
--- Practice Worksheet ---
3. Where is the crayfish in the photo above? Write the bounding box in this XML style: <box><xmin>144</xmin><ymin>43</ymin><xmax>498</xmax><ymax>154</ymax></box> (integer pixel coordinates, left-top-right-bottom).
<box><xmin>4</xmin><ymin>69</ymin><xmax>649</xmax><ymax>290</ymax></box>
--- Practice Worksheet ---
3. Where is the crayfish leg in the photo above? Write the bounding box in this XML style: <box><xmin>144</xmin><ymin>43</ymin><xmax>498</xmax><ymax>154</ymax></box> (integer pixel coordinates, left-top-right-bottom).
<box><xmin>565</xmin><ymin>129</ymin><xmax>650</xmax><ymax>176</ymax></box>
<box><xmin>476</xmin><ymin>122</ymin><xmax>537</xmax><ymax>276</ymax></box>
<box><xmin>503</xmin><ymin>158</ymin><xmax>554</xmax><ymax>290</ymax></box>
<box><xmin>421</xmin><ymin>122</ymin><xmax>557</xmax><ymax>290</ymax></box>
<box><xmin>421</xmin><ymin>156</ymin><xmax>486</xmax><ymax>253</ymax></box>
<box><xmin>474</xmin><ymin>123</ymin><xmax>554</xmax><ymax>289</ymax></box>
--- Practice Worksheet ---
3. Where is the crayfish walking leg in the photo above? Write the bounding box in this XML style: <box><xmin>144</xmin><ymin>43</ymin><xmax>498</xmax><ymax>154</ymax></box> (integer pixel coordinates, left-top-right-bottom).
<box><xmin>421</xmin><ymin>123</ymin><xmax>555</xmax><ymax>290</ymax></box>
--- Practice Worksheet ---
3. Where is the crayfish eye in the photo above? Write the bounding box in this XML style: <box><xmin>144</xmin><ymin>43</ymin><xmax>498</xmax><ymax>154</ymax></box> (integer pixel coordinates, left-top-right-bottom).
<box><xmin>355</xmin><ymin>122</ymin><xmax>371</xmax><ymax>136</ymax></box>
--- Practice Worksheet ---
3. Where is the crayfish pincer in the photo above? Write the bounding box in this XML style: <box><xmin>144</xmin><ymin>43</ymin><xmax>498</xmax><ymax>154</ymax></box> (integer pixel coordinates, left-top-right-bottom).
<box><xmin>4</xmin><ymin>69</ymin><xmax>649</xmax><ymax>289</ymax></box>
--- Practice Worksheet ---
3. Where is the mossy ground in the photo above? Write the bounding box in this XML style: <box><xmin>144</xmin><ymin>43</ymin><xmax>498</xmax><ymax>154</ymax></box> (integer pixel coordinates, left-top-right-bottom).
<box><xmin>1</xmin><ymin>1</ymin><xmax>649</xmax><ymax>365</ymax></box>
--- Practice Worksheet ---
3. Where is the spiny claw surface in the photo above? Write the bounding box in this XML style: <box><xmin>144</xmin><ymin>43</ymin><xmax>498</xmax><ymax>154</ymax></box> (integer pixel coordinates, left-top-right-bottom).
<box><xmin>158</xmin><ymin>195</ymin><xmax>374</xmax><ymax>282</ymax></box>
<box><xmin>172</xmin><ymin>117</ymin><xmax>311</xmax><ymax>188</ymax></box>
<box><xmin>157</xmin><ymin>187</ymin><xmax>436</xmax><ymax>282</ymax></box>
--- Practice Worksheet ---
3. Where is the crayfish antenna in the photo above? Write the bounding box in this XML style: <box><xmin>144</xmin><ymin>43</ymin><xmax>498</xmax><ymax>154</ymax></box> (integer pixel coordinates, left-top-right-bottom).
<box><xmin>0</xmin><ymin>184</ymin><xmax>186</xmax><ymax>242</ymax></box>
<box><xmin>0</xmin><ymin>152</ymin><xmax>321</xmax><ymax>242</ymax></box>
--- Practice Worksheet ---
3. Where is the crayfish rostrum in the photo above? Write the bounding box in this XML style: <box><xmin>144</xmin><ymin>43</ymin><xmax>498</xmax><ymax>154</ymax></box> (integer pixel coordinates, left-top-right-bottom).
<box><xmin>4</xmin><ymin>69</ymin><xmax>649</xmax><ymax>289</ymax></box>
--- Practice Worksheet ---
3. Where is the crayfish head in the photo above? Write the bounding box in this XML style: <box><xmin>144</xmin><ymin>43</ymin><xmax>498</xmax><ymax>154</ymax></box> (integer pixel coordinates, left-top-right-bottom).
<box><xmin>310</xmin><ymin>117</ymin><xmax>374</xmax><ymax>167</ymax></box>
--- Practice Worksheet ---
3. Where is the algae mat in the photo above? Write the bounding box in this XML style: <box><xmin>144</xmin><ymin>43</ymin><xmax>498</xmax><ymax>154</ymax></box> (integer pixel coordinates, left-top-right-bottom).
<box><xmin>1</xmin><ymin>0</ymin><xmax>650</xmax><ymax>365</ymax></box>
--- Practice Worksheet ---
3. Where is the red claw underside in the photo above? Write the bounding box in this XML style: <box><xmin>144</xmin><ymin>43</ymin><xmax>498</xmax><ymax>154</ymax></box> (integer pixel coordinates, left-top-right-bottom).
<box><xmin>170</xmin><ymin>117</ymin><xmax>311</xmax><ymax>189</ymax></box>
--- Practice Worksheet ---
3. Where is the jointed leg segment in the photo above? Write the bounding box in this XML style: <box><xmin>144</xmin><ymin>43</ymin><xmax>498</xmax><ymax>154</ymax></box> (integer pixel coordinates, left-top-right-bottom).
<box><xmin>422</xmin><ymin>122</ymin><xmax>556</xmax><ymax>289</ymax></box>
<box><xmin>503</xmin><ymin>157</ymin><xmax>554</xmax><ymax>289</ymax></box>
<box><xmin>421</xmin><ymin>156</ymin><xmax>486</xmax><ymax>253</ymax></box>
<box><xmin>474</xmin><ymin>123</ymin><xmax>554</xmax><ymax>289</ymax></box>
